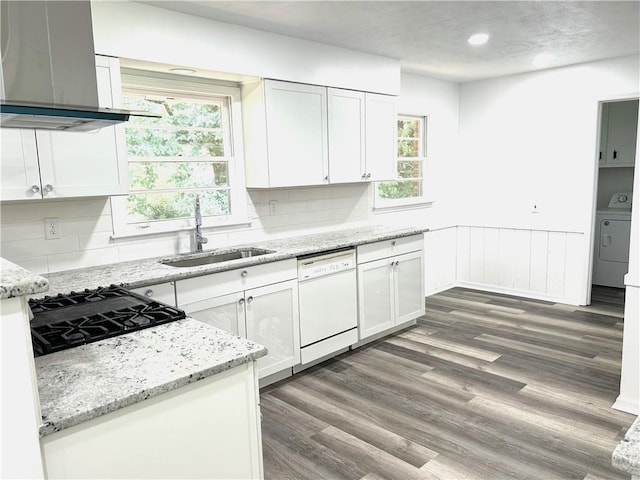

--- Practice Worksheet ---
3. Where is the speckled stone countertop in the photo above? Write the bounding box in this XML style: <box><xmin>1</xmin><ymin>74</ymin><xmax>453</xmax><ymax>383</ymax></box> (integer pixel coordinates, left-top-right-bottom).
<box><xmin>612</xmin><ymin>416</ymin><xmax>640</xmax><ymax>476</ymax></box>
<box><xmin>44</xmin><ymin>225</ymin><xmax>426</xmax><ymax>295</ymax></box>
<box><xmin>36</xmin><ymin>318</ymin><xmax>267</xmax><ymax>437</ymax></box>
<box><xmin>0</xmin><ymin>257</ymin><xmax>49</xmax><ymax>300</ymax></box>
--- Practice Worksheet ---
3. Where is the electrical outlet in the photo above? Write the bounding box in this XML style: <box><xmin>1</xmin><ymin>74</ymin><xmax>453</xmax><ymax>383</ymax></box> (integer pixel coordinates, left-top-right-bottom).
<box><xmin>44</xmin><ymin>218</ymin><xmax>61</xmax><ymax>240</ymax></box>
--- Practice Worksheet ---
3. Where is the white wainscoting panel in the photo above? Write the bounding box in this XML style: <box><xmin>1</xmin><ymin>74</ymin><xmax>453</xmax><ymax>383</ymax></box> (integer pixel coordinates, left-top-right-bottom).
<box><xmin>455</xmin><ymin>226</ymin><xmax>586</xmax><ymax>305</ymax></box>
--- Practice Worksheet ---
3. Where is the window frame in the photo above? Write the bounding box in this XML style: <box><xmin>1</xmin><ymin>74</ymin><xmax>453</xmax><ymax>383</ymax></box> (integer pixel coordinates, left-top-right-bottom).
<box><xmin>111</xmin><ymin>70</ymin><xmax>248</xmax><ymax>238</ymax></box>
<box><xmin>374</xmin><ymin>114</ymin><xmax>429</xmax><ymax>209</ymax></box>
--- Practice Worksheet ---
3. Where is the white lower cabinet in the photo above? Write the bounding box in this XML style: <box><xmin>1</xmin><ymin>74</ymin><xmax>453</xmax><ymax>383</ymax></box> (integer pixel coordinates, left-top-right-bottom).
<box><xmin>176</xmin><ymin>261</ymin><xmax>300</xmax><ymax>379</ymax></box>
<box><xmin>357</xmin><ymin>235</ymin><xmax>425</xmax><ymax>341</ymax></box>
<box><xmin>41</xmin><ymin>362</ymin><xmax>263</xmax><ymax>479</ymax></box>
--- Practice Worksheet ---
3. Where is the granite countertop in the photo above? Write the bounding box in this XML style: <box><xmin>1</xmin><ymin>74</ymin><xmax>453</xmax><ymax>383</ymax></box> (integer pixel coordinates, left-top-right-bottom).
<box><xmin>36</xmin><ymin>318</ymin><xmax>267</xmax><ymax>437</ymax></box>
<box><xmin>43</xmin><ymin>225</ymin><xmax>427</xmax><ymax>295</ymax></box>
<box><xmin>0</xmin><ymin>257</ymin><xmax>49</xmax><ymax>300</ymax></box>
<box><xmin>29</xmin><ymin>225</ymin><xmax>424</xmax><ymax>438</ymax></box>
<box><xmin>612</xmin><ymin>416</ymin><xmax>640</xmax><ymax>476</ymax></box>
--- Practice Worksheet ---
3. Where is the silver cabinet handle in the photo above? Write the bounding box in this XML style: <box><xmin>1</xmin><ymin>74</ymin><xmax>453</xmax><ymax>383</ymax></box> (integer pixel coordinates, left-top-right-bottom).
<box><xmin>30</xmin><ymin>185</ymin><xmax>40</xmax><ymax>193</ymax></box>
<box><xmin>238</xmin><ymin>298</ymin><xmax>245</xmax><ymax>306</ymax></box>
<box><xmin>43</xmin><ymin>184</ymin><xmax>54</xmax><ymax>193</ymax></box>
<box><xmin>247</xmin><ymin>296</ymin><xmax>254</xmax><ymax>304</ymax></box>
<box><xmin>366</xmin><ymin>173</ymin><xmax>372</xmax><ymax>178</ymax></box>
<box><xmin>144</xmin><ymin>289</ymin><xmax>154</xmax><ymax>297</ymax></box>
<box><xmin>391</xmin><ymin>240</ymin><xmax>397</xmax><ymax>246</ymax></box>
<box><xmin>361</xmin><ymin>173</ymin><xmax>367</xmax><ymax>179</ymax></box>
<box><xmin>324</xmin><ymin>175</ymin><xmax>329</xmax><ymax>181</ymax></box>
<box><xmin>240</xmin><ymin>270</ymin><xmax>248</xmax><ymax>278</ymax></box>
<box><xmin>395</xmin><ymin>260</ymin><xmax>400</xmax><ymax>266</ymax></box>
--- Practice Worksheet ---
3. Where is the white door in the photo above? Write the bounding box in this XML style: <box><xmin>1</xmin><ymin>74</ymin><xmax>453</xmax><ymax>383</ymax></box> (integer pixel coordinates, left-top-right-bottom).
<box><xmin>181</xmin><ymin>292</ymin><xmax>244</xmax><ymax>337</ymax></box>
<box><xmin>0</xmin><ymin>129</ymin><xmax>42</xmax><ymax>200</ymax></box>
<box><xmin>327</xmin><ymin>88</ymin><xmax>365</xmax><ymax>184</ymax></box>
<box><xmin>264</xmin><ymin>80</ymin><xmax>328</xmax><ymax>187</ymax></box>
<box><xmin>365</xmin><ymin>93</ymin><xmax>397</xmax><ymax>182</ymax></box>
<box><xmin>357</xmin><ymin>258</ymin><xmax>395</xmax><ymax>340</ymax></box>
<box><xmin>35</xmin><ymin>56</ymin><xmax>128</xmax><ymax>198</ymax></box>
<box><xmin>395</xmin><ymin>250</ymin><xmax>425</xmax><ymax>324</ymax></box>
<box><xmin>245</xmin><ymin>280</ymin><xmax>300</xmax><ymax>378</ymax></box>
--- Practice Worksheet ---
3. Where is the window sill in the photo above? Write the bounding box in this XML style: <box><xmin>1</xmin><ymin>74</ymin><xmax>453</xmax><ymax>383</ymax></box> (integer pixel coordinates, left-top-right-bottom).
<box><xmin>111</xmin><ymin>218</ymin><xmax>252</xmax><ymax>241</ymax></box>
<box><xmin>373</xmin><ymin>199</ymin><xmax>434</xmax><ymax>213</ymax></box>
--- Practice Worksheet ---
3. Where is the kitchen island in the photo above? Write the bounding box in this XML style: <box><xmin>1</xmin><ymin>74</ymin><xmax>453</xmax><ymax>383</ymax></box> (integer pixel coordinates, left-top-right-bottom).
<box><xmin>38</xmin><ymin>320</ymin><xmax>267</xmax><ymax>479</ymax></box>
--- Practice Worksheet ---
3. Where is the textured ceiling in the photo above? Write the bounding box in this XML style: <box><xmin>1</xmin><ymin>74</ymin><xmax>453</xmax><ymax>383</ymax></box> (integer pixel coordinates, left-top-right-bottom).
<box><xmin>141</xmin><ymin>1</ymin><xmax>640</xmax><ymax>83</ymax></box>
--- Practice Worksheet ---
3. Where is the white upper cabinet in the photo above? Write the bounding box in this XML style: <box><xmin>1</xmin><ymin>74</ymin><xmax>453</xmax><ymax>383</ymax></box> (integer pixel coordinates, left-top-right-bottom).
<box><xmin>327</xmin><ymin>88</ymin><xmax>365</xmax><ymax>183</ymax></box>
<box><xmin>0</xmin><ymin>55</ymin><xmax>128</xmax><ymax>201</ymax></box>
<box><xmin>243</xmin><ymin>80</ymin><xmax>328</xmax><ymax>188</ymax></box>
<box><xmin>599</xmin><ymin>100</ymin><xmax>638</xmax><ymax>168</ymax></box>
<box><xmin>364</xmin><ymin>93</ymin><xmax>397</xmax><ymax>182</ymax></box>
<box><xmin>242</xmin><ymin>79</ymin><xmax>396</xmax><ymax>187</ymax></box>
<box><xmin>0</xmin><ymin>130</ymin><xmax>41</xmax><ymax>200</ymax></box>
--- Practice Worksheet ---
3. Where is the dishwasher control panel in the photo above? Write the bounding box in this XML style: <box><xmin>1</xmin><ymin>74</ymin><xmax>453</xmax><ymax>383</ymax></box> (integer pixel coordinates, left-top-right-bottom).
<box><xmin>298</xmin><ymin>250</ymin><xmax>355</xmax><ymax>280</ymax></box>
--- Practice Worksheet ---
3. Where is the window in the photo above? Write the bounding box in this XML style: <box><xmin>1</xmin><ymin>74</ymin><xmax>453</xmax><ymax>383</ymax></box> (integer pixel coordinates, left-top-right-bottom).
<box><xmin>112</xmin><ymin>71</ymin><xmax>247</xmax><ymax>236</ymax></box>
<box><xmin>375</xmin><ymin>115</ymin><xmax>427</xmax><ymax>208</ymax></box>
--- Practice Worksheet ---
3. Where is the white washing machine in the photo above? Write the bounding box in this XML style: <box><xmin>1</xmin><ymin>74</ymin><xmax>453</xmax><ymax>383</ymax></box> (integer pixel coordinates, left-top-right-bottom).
<box><xmin>592</xmin><ymin>193</ymin><xmax>633</xmax><ymax>288</ymax></box>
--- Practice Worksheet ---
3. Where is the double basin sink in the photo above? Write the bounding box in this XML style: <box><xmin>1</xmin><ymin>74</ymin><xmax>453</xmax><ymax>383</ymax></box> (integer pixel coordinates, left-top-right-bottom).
<box><xmin>160</xmin><ymin>247</ymin><xmax>274</xmax><ymax>268</ymax></box>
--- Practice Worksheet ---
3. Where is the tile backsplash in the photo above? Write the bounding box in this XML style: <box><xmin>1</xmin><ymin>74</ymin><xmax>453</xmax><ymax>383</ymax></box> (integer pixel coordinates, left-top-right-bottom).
<box><xmin>0</xmin><ymin>183</ymin><xmax>371</xmax><ymax>274</ymax></box>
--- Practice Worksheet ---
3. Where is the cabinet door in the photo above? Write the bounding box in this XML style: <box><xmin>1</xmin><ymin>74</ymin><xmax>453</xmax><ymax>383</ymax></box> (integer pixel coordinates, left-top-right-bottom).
<box><xmin>357</xmin><ymin>258</ymin><xmax>395</xmax><ymax>340</ymax></box>
<box><xmin>605</xmin><ymin>99</ymin><xmax>638</xmax><ymax>167</ymax></box>
<box><xmin>245</xmin><ymin>280</ymin><xmax>300</xmax><ymax>378</ymax></box>
<box><xmin>327</xmin><ymin>88</ymin><xmax>365</xmax><ymax>184</ymax></box>
<box><xmin>0</xmin><ymin>129</ymin><xmax>42</xmax><ymax>200</ymax></box>
<box><xmin>598</xmin><ymin>103</ymin><xmax>609</xmax><ymax>167</ymax></box>
<box><xmin>35</xmin><ymin>56</ymin><xmax>128</xmax><ymax>198</ymax></box>
<box><xmin>180</xmin><ymin>292</ymin><xmax>244</xmax><ymax>337</ymax></box>
<box><xmin>365</xmin><ymin>93</ymin><xmax>397</xmax><ymax>182</ymax></box>
<box><xmin>395</xmin><ymin>250</ymin><xmax>425</xmax><ymax>324</ymax></box>
<box><xmin>264</xmin><ymin>80</ymin><xmax>328</xmax><ymax>187</ymax></box>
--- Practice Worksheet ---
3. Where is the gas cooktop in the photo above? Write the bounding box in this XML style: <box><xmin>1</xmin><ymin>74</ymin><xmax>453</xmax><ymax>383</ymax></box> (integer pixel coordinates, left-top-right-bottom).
<box><xmin>29</xmin><ymin>285</ymin><xmax>186</xmax><ymax>357</ymax></box>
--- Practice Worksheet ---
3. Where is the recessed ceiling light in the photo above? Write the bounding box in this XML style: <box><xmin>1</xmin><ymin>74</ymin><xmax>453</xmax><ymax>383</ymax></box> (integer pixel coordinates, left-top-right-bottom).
<box><xmin>169</xmin><ymin>67</ymin><xmax>196</xmax><ymax>75</ymax></box>
<box><xmin>532</xmin><ymin>53</ymin><xmax>553</xmax><ymax>67</ymax></box>
<box><xmin>467</xmin><ymin>33</ymin><xmax>490</xmax><ymax>46</ymax></box>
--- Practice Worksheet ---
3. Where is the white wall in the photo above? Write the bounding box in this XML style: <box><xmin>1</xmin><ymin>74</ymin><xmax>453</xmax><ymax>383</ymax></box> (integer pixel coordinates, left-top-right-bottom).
<box><xmin>458</xmin><ymin>55</ymin><xmax>639</xmax><ymax>232</ymax></box>
<box><xmin>456</xmin><ymin>55</ymin><xmax>639</xmax><ymax>305</ymax></box>
<box><xmin>373</xmin><ymin>73</ymin><xmax>460</xmax><ymax>229</ymax></box>
<box><xmin>91</xmin><ymin>1</ymin><xmax>400</xmax><ymax>95</ymax></box>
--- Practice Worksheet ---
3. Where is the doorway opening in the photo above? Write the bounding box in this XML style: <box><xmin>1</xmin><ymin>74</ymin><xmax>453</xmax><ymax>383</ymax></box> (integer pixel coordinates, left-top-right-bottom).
<box><xmin>590</xmin><ymin>98</ymin><xmax>638</xmax><ymax>303</ymax></box>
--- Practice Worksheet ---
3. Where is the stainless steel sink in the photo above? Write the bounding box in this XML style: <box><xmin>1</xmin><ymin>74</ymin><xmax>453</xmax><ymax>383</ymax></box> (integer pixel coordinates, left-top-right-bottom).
<box><xmin>161</xmin><ymin>247</ymin><xmax>275</xmax><ymax>268</ymax></box>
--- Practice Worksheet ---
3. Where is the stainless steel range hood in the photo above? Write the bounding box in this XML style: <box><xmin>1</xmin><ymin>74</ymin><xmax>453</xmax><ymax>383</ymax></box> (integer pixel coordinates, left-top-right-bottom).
<box><xmin>0</xmin><ymin>1</ymin><xmax>152</xmax><ymax>132</ymax></box>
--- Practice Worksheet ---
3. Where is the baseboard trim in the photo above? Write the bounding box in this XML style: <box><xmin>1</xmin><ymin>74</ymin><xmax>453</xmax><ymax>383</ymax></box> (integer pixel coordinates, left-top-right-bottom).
<box><xmin>454</xmin><ymin>281</ymin><xmax>581</xmax><ymax>306</ymax></box>
<box><xmin>613</xmin><ymin>396</ymin><xmax>640</xmax><ymax>415</ymax></box>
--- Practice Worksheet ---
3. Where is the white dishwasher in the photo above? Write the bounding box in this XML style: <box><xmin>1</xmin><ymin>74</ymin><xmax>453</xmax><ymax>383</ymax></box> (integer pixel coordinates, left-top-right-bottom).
<box><xmin>297</xmin><ymin>249</ymin><xmax>358</xmax><ymax>366</ymax></box>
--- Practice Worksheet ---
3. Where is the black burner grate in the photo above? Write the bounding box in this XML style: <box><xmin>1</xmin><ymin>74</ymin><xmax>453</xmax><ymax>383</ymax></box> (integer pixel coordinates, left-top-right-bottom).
<box><xmin>29</xmin><ymin>285</ymin><xmax>186</xmax><ymax>357</ymax></box>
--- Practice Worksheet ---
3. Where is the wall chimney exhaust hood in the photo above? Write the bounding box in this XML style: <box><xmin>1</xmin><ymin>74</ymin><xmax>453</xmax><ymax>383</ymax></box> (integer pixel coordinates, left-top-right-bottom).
<box><xmin>0</xmin><ymin>1</ymin><xmax>155</xmax><ymax>132</ymax></box>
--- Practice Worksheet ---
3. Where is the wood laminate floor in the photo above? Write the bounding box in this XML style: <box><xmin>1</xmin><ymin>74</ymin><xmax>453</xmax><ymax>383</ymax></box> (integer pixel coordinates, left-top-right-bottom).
<box><xmin>260</xmin><ymin>286</ymin><xmax>637</xmax><ymax>480</ymax></box>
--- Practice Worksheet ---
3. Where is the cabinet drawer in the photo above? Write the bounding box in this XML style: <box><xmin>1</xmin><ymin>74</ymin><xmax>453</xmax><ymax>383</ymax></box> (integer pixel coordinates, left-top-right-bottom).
<box><xmin>357</xmin><ymin>234</ymin><xmax>424</xmax><ymax>264</ymax></box>
<box><xmin>129</xmin><ymin>283</ymin><xmax>176</xmax><ymax>307</ymax></box>
<box><xmin>176</xmin><ymin>259</ymin><xmax>297</xmax><ymax>306</ymax></box>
